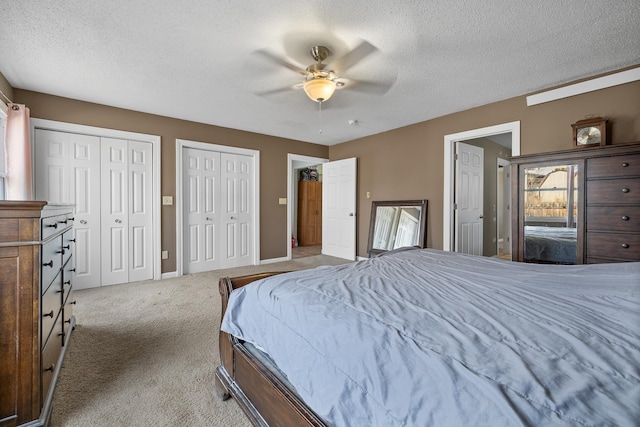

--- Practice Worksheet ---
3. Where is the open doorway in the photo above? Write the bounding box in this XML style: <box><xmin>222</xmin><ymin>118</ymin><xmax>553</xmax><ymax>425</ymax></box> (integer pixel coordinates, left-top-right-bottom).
<box><xmin>443</xmin><ymin>122</ymin><xmax>521</xmax><ymax>257</ymax></box>
<box><xmin>287</xmin><ymin>154</ymin><xmax>328</xmax><ymax>260</ymax></box>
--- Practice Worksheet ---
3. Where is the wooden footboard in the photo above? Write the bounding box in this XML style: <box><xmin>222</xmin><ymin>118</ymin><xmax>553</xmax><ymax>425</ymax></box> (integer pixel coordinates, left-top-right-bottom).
<box><xmin>215</xmin><ymin>272</ymin><xmax>327</xmax><ymax>427</ymax></box>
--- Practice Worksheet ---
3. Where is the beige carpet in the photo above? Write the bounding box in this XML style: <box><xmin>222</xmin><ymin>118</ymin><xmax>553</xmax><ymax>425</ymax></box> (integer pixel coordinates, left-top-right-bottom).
<box><xmin>50</xmin><ymin>255</ymin><xmax>350</xmax><ymax>427</ymax></box>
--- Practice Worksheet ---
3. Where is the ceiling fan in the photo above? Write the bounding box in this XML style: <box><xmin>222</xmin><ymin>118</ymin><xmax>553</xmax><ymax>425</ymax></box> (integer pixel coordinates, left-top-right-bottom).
<box><xmin>254</xmin><ymin>40</ymin><xmax>396</xmax><ymax>105</ymax></box>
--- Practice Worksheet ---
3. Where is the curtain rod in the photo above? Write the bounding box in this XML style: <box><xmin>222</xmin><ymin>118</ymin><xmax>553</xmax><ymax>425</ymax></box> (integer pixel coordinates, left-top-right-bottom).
<box><xmin>0</xmin><ymin>89</ymin><xmax>21</xmax><ymax>110</ymax></box>
<box><xmin>0</xmin><ymin>88</ymin><xmax>13</xmax><ymax>104</ymax></box>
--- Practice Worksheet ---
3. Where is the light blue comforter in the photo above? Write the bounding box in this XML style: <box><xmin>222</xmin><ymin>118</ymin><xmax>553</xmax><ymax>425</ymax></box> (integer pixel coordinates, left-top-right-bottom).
<box><xmin>221</xmin><ymin>249</ymin><xmax>640</xmax><ymax>426</ymax></box>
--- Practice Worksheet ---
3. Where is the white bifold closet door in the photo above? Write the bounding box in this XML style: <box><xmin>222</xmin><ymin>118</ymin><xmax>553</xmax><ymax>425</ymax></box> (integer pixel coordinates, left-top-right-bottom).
<box><xmin>183</xmin><ymin>148</ymin><xmax>253</xmax><ymax>273</ymax></box>
<box><xmin>101</xmin><ymin>138</ymin><xmax>153</xmax><ymax>286</ymax></box>
<box><xmin>35</xmin><ymin>129</ymin><xmax>154</xmax><ymax>288</ymax></box>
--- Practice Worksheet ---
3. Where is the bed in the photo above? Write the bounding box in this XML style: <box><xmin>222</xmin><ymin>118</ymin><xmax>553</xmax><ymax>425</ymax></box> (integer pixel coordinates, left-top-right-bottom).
<box><xmin>215</xmin><ymin>248</ymin><xmax>640</xmax><ymax>426</ymax></box>
<box><xmin>524</xmin><ymin>225</ymin><xmax>577</xmax><ymax>264</ymax></box>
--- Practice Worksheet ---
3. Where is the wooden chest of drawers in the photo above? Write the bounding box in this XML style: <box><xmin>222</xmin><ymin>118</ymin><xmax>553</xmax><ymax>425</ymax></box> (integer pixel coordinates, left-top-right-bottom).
<box><xmin>585</xmin><ymin>153</ymin><xmax>640</xmax><ymax>263</ymax></box>
<box><xmin>0</xmin><ymin>201</ymin><xmax>75</xmax><ymax>427</ymax></box>
<box><xmin>511</xmin><ymin>142</ymin><xmax>640</xmax><ymax>264</ymax></box>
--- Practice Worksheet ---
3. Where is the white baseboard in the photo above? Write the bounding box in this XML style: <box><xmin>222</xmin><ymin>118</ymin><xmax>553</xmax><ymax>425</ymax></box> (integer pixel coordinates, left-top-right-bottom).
<box><xmin>161</xmin><ymin>271</ymin><xmax>178</xmax><ymax>279</ymax></box>
<box><xmin>259</xmin><ymin>257</ymin><xmax>289</xmax><ymax>265</ymax></box>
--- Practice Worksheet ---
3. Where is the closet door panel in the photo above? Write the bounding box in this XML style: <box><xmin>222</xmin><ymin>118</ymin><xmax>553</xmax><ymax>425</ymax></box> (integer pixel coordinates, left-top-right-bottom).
<box><xmin>183</xmin><ymin>148</ymin><xmax>221</xmax><ymax>273</ymax></box>
<box><xmin>34</xmin><ymin>129</ymin><xmax>100</xmax><ymax>289</ymax></box>
<box><xmin>101</xmin><ymin>138</ymin><xmax>129</xmax><ymax>286</ymax></box>
<box><xmin>127</xmin><ymin>141</ymin><xmax>153</xmax><ymax>282</ymax></box>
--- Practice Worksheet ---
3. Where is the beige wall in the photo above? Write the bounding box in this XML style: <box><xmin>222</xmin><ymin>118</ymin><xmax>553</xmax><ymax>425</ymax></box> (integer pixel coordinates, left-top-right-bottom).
<box><xmin>14</xmin><ymin>89</ymin><xmax>329</xmax><ymax>272</ymax></box>
<box><xmin>7</xmin><ymin>68</ymin><xmax>640</xmax><ymax>264</ymax></box>
<box><xmin>329</xmin><ymin>74</ymin><xmax>640</xmax><ymax>257</ymax></box>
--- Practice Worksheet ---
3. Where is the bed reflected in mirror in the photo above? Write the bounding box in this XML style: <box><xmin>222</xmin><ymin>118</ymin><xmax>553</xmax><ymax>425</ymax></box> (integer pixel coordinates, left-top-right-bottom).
<box><xmin>367</xmin><ymin>200</ymin><xmax>428</xmax><ymax>257</ymax></box>
<box><xmin>523</xmin><ymin>164</ymin><xmax>578</xmax><ymax>264</ymax></box>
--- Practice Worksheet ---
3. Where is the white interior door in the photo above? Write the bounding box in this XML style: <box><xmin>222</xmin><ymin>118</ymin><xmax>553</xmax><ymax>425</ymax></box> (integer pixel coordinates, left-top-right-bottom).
<box><xmin>183</xmin><ymin>148</ymin><xmax>220</xmax><ymax>274</ymax></box>
<box><xmin>455</xmin><ymin>142</ymin><xmax>484</xmax><ymax>255</ymax></box>
<box><xmin>219</xmin><ymin>153</ymin><xmax>253</xmax><ymax>269</ymax></box>
<box><xmin>322</xmin><ymin>157</ymin><xmax>357</xmax><ymax>260</ymax></box>
<box><xmin>34</xmin><ymin>129</ymin><xmax>101</xmax><ymax>289</ymax></box>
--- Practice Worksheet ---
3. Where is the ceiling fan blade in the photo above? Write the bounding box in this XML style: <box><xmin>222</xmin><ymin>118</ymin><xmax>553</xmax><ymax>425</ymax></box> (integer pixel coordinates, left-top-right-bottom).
<box><xmin>331</xmin><ymin>40</ymin><xmax>379</xmax><ymax>73</ymax></box>
<box><xmin>255</xmin><ymin>86</ymin><xmax>296</xmax><ymax>97</ymax></box>
<box><xmin>342</xmin><ymin>76</ymin><xmax>397</xmax><ymax>95</ymax></box>
<box><xmin>253</xmin><ymin>49</ymin><xmax>309</xmax><ymax>76</ymax></box>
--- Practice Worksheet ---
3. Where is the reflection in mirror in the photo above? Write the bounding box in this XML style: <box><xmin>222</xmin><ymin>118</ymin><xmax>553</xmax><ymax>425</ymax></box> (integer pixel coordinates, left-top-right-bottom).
<box><xmin>523</xmin><ymin>164</ymin><xmax>578</xmax><ymax>264</ymax></box>
<box><xmin>367</xmin><ymin>200</ymin><xmax>428</xmax><ymax>257</ymax></box>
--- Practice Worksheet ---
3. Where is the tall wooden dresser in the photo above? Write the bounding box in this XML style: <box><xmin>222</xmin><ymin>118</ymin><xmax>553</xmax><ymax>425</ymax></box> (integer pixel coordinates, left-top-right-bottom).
<box><xmin>511</xmin><ymin>142</ymin><xmax>640</xmax><ymax>264</ymax></box>
<box><xmin>297</xmin><ymin>180</ymin><xmax>322</xmax><ymax>246</ymax></box>
<box><xmin>0</xmin><ymin>201</ymin><xmax>76</xmax><ymax>427</ymax></box>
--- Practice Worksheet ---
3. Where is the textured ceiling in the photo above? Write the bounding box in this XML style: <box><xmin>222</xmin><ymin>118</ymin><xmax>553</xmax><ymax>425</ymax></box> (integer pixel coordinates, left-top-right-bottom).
<box><xmin>1</xmin><ymin>1</ymin><xmax>639</xmax><ymax>146</ymax></box>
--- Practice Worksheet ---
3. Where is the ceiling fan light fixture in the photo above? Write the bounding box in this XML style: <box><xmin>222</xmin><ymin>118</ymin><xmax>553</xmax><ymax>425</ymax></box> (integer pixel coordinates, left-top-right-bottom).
<box><xmin>303</xmin><ymin>78</ymin><xmax>337</xmax><ymax>103</ymax></box>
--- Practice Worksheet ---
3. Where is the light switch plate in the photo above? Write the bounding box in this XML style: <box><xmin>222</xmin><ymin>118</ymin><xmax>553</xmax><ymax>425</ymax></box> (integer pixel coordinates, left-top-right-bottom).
<box><xmin>162</xmin><ymin>196</ymin><xmax>174</xmax><ymax>205</ymax></box>
<box><xmin>279</xmin><ymin>198</ymin><xmax>287</xmax><ymax>205</ymax></box>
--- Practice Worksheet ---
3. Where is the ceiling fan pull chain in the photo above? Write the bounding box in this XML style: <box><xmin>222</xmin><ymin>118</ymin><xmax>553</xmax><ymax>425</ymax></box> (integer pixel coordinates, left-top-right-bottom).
<box><xmin>318</xmin><ymin>100</ymin><xmax>323</xmax><ymax>134</ymax></box>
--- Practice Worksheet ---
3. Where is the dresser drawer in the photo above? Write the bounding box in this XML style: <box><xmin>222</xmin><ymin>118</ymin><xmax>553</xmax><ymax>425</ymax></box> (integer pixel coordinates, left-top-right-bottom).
<box><xmin>41</xmin><ymin>272</ymin><xmax>63</xmax><ymax>349</ymax></box>
<box><xmin>586</xmin><ymin>178</ymin><xmax>640</xmax><ymax>205</ymax></box>
<box><xmin>586</xmin><ymin>153</ymin><xmax>640</xmax><ymax>179</ymax></box>
<box><xmin>41</xmin><ymin>213</ymin><xmax>70</xmax><ymax>240</ymax></box>
<box><xmin>41</xmin><ymin>235</ymin><xmax>63</xmax><ymax>291</ymax></box>
<box><xmin>586</xmin><ymin>206</ymin><xmax>640</xmax><ymax>232</ymax></box>
<box><xmin>62</xmin><ymin>287</ymin><xmax>75</xmax><ymax>344</ymax></box>
<box><xmin>62</xmin><ymin>229</ymin><xmax>74</xmax><ymax>266</ymax></box>
<box><xmin>586</xmin><ymin>232</ymin><xmax>640</xmax><ymax>261</ymax></box>
<box><xmin>41</xmin><ymin>314</ymin><xmax>63</xmax><ymax>403</ymax></box>
<box><xmin>63</xmin><ymin>257</ymin><xmax>74</xmax><ymax>302</ymax></box>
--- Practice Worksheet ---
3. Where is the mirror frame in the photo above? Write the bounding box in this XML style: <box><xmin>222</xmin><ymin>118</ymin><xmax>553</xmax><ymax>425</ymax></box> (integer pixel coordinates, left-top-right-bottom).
<box><xmin>367</xmin><ymin>199</ymin><xmax>428</xmax><ymax>257</ymax></box>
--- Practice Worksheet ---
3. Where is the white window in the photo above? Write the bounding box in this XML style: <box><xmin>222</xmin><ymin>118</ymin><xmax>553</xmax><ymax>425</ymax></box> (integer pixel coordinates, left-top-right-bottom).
<box><xmin>0</xmin><ymin>104</ymin><xmax>7</xmax><ymax>200</ymax></box>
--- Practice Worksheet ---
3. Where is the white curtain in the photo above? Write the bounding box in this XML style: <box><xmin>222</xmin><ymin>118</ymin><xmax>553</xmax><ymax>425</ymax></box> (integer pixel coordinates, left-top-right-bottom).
<box><xmin>4</xmin><ymin>103</ymin><xmax>33</xmax><ymax>200</ymax></box>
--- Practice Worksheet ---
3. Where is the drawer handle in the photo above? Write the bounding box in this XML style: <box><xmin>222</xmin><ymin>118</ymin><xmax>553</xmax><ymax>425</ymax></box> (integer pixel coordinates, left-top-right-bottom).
<box><xmin>57</xmin><ymin>249</ymin><xmax>65</xmax><ymax>255</ymax></box>
<box><xmin>64</xmin><ymin>318</ymin><xmax>72</xmax><ymax>324</ymax></box>
<box><xmin>622</xmin><ymin>215</ymin><xmax>630</xmax><ymax>221</ymax></box>
<box><xmin>621</xmin><ymin>243</ymin><xmax>630</xmax><ymax>249</ymax></box>
<box><xmin>621</xmin><ymin>188</ymin><xmax>630</xmax><ymax>193</ymax></box>
<box><xmin>71</xmin><ymin>300</ymin><xmax>77</xmax><ymax>305</ymax></box>
<box><xmin>68</xmin><ymin>217</ymin><xmax>75</xmax><ymax>221</ymax></box>
<box><xmin>64</xmin><ymin>280</ymin><xmax>71</xmax><ymax>285</ymax></box>
<box><xmin>46</xmin><ymin>223</ymin><xmax>58</xmax><ymax>229</ymax></box>
<box><xmin>43</xmin><ymin>310</ymin><xmax>54</xmax><ymax>318</ymax></box>
<box><xmin>44</xmin><ymin>363</ymin><xmax>56</xmax><ymax>372</ymax></box>
<box><xmin>70</xmin><ymin>268</ymin><xmax>76</xmax><ymax>272</ymax></box>
<box><xmin>58</xmin><ymin>219</ymin><xmax>68</xmax><ymax>224</ymax></box>
<box><xmin>43</xmin><ymin>260</ymin><xmax>54</xmax><ymax>268</ymax></box>
<box><xmin>63</xmin><ymin>245</ymin><xmax>71</xmax><ymax>250</ymax></box>
<box><xmin>70</xmin><ymin>238</ymin><xmax>76</xmax><ymax>242</ymax></box>
<box><xmin>622</xmin><ymin>162</ymin><xmax>629</xmax><ymax>167</ymax></box>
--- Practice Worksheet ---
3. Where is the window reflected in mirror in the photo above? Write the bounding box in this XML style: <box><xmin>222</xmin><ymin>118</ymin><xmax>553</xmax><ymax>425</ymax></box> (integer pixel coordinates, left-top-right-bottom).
<box><xmin>523</xmin><ymin>164</ymin><xmax>578</xmax><ymax>264</ymax></box>
<box><xmin>367</xmin><ymin>200</ymin><xmax>428</xmax><ymax>257</ymax></box>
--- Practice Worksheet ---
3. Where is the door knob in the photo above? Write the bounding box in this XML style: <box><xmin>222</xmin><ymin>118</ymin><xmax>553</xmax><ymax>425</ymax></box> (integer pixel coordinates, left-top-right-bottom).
<box><xmin>206</xmin><ymin>217</ymin><xmax>213</xmax><ymax>221</ymax></box>
<box><xmin>349</xmin><ymin>213</ymin><xmax>354</xmax><ymax>217</ymax></box>
<box><xmin>230</xmin><ymin>216</ymin><xmax>236</xmax><ymax>220</ymax></box>
<box><xmin>115</xmin><ymin>219</ymin><xmax>122</xmax><ymax>223</ymax></box>
<box><xmin>80</xmin><ymin>220</ymin><xmax>87</xmax><ymax>224</ymax></box>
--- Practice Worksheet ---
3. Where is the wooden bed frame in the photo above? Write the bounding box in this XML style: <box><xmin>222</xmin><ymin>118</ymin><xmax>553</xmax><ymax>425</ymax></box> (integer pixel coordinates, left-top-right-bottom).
<box><xmin>215</xmin><ymin>272</ymin><xmax>328</xmax><ymax>427</ymax></box>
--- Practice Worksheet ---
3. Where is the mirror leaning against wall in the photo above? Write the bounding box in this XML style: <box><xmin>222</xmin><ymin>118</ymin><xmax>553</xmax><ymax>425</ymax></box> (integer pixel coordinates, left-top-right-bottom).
<box><xmin>367</xmin><ymin>200</ymin><xmax>428</xmax><ymax>257</ymax></box>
